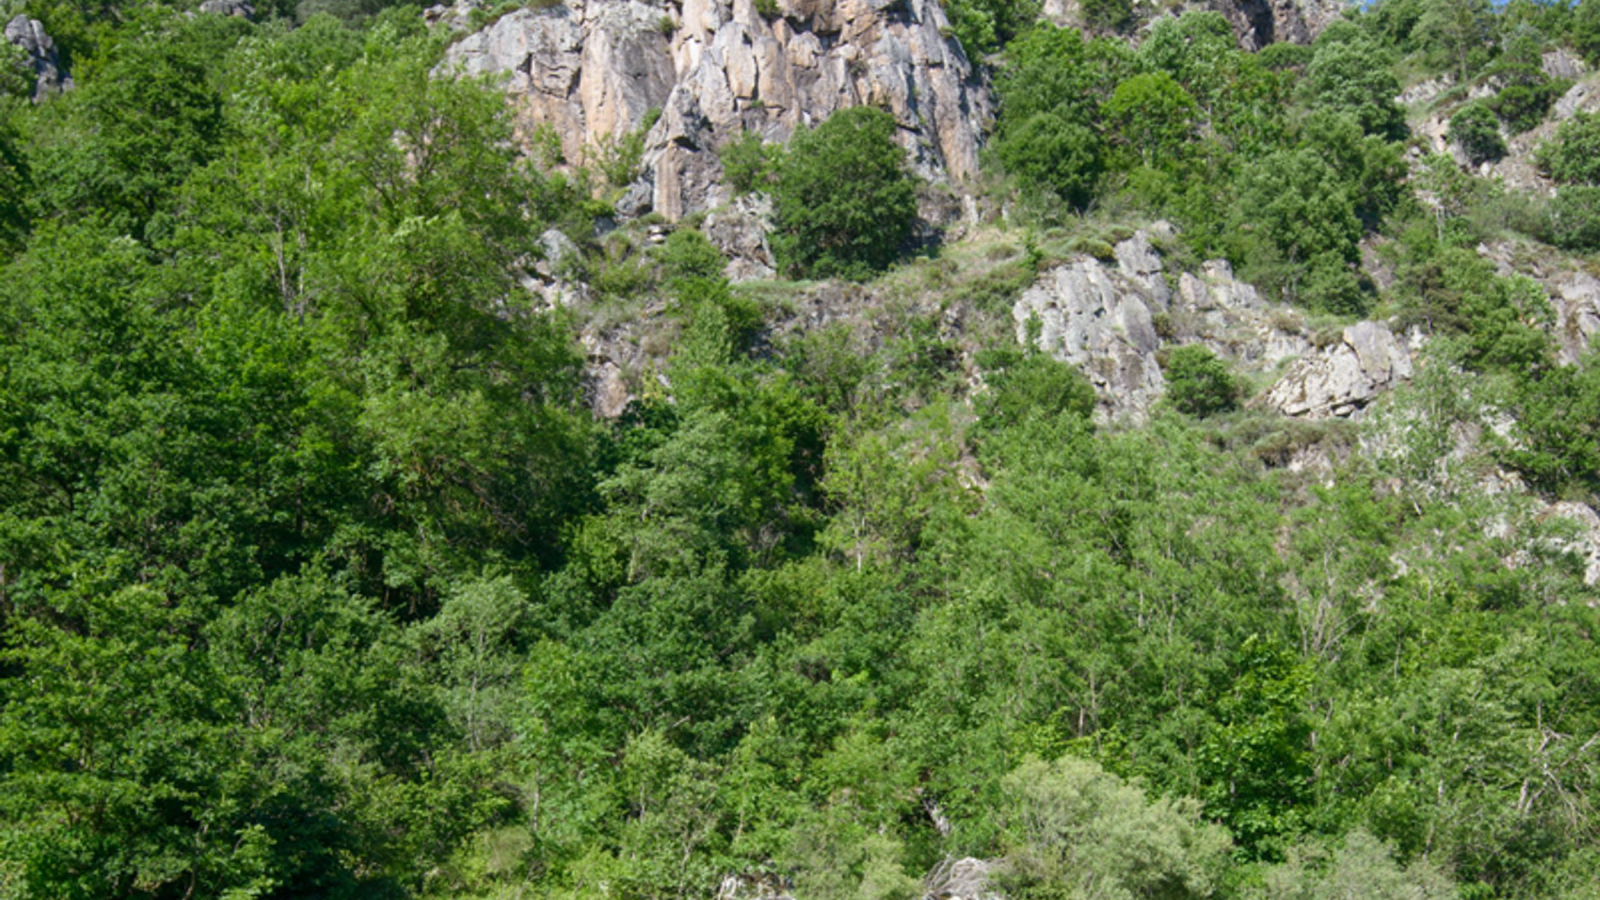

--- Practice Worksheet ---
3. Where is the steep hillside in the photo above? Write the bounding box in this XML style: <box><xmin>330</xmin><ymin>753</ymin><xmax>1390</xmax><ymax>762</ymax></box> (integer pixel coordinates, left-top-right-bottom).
<box><xmin>3</xmin><ymin>2</ymin><xmax>1600</xmax><ymax>900</ymax></box>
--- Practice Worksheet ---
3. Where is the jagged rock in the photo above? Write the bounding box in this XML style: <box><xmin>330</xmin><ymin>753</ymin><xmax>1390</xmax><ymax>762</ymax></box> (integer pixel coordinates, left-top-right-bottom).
<box><xmin>198</xmin><ymin>0</ymin><xmax>255</xmax><ymax>18</ymax></box>
<box><xmin>1397</xmin><ymin>75</ymin><xmax>1454</xmax><ymax>108</ymax></box>
<box><xmin>443</xmin><ymin>2</ymin><xmax>677</xmax><ymax>169</ymax></box>
<box><xmin>1263</xmin><ymin>321</ymin><xmax>1414</xmax><ymax>418</ymax></box>
<box><xmin>425</xmin><ymin>0</ymin><xmax>485</xmax><ymax>30</ymax></box>
<box><xmin>1016</xmin><ymin>228</ymin><xmax>1324</xmax><ymax>420</ymax></box>
<box><xmin>703</xmin><ymin>194</ymin><xmax>775</xmax><ymax>282</ymax></box>
<box><xmin>1553</xmin><ymin>272</ymin><xmax>1600</xmax><ymax>365</ymax></box>
<box><xmin>1544</xmin><ymin>47</ymin><xmax>1587</xmax><ymax>82</ymax></box>
<box><xmin>715</xmin><ymin>872</ymin><xmax>794</xmax><ymax>900</ymax></box>
<box><xmin>1554</xmin><ymin>76</ymin><xmax>1600</xmax><ymax>121</ymax></box>
<box><xmin>537</xmin><ymin>228</ymin><xmax>582</xmax><ymax>277</ymax></box>
<box><xmin>4</xmin><ymin>15</ymin><xmax>70</xmax><ymax>102</ymax></box>
<box><xmin>1538</xmin><ymin>502</ymin><xmax>1600</xmax><ymax>588</ymax></box>
<box><xmin>446</xmin><ymin>0</ymin><xmax>990</xmax><ymax>221</ymax></box>
<box><xmin>1015</xmin><ymin>250</ymin><xmax>1166</xmax><ymax>418</ymax></box>
<box><xmin>1199</xmin><ymin>0</ymin><xmax>1347</xmax><ymax>50</ymax></box>
<box><xmin>923</xmin><ymin>857</ymin><xmax>1002</xmax><ymax>900</ymax></box>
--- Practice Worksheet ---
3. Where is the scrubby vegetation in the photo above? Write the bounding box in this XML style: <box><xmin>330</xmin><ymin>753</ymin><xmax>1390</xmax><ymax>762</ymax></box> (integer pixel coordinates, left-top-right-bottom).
<box><xmin>1</xmin><ymin>2</ymin><xmax>1599</xmax><ymax>900</ymax></box>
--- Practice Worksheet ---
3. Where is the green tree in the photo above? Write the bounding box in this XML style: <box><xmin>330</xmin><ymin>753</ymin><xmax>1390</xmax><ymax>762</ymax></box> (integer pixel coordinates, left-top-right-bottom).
<box><xmin>1303</xmin><ymin>36</ymin><xmax>1407</xmax><ymax>141</ymax></box>
<box><xmin>769</xmin><ymin>106</ymin><xmax>916</xmax><ymax>279</ymax></box>
<box><xmin>1163</xmin><ymin>345</ymin><xmax>1238</xmax><ymax>418</ymax></box>
<box><xmin>1104</xmin><ymin>72</ymin><xmax>1198</xmax><ymax>169</ymax></box>
<box><xmin>990</xmin><ymin>24</ymin><xmax>1134</xmax><ymax>209</ymax></box>
<box><xmin>1537</xmin><ymin>110</ymin><xmax>1600</xmax><ymax>184</ymax></box>
<box><xmin>999</xmin><ymin>755</ymin><xmax>1232</xmax><ymax>900</ymax></box>
<box><xmin>944</xmin><ymin>0</ymin><xmax>1041</xmax><ymax>55</ymax></box>
<box><xmin>1451</xmin><ymin>101</ymin><xmax>1507</xmax><ymax>165</ymax></box>
<box><xmin>1415</xmin><ymin>0</ymin><xmax>1496</xmax><ymax>82</ymax></box>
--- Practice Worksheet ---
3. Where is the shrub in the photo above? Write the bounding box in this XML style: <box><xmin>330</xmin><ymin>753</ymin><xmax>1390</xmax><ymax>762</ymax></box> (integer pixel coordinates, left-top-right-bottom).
<box><xmin>943</xmin><ymin>0</ymin><xmax>1041</xmax><ymax>56</ymax></box>
<box><xmin>974</xmin><ymin>349</ymin><xmax>1096</xmax><ymax>431</ymax></box>
<box><xmin>999</xmin><ymin>756</ymin><xmax>1231</xmax><ymax>900</ymax></box>
<box><xmin>769</xmin><ymin>106</ymin><xmax>917</xmax><ymax>280</ymax></box>
<box><xmin>1546</xmin><ymin>185</ymin><xmax>1600</xmax><ymax>251</ymax></box>
<box><xmin>1302</xmin><ymin>251</ymin><xmax>1371</xmax><ymax>316</ymax></box>
<box><xmin>719</xmin><ymin>131</ymin><xmax>775</xmax><ymax>195</ymax></box>
<box><xmin>1164</xmin><ymin>344</ymin><xmax>1238</xmax><ymax>417</ymax></box>
<box><xmin>1449</xmin><ymin>102</ymin><xmax>1505</xmax><ymax>166</ymax></box>
<box><xmin>1536</xmin><ymin>111</ymin><xmax>1600</xmax><ymax>185</ymax></box>
<box><xmin>1081</xmin><ymin>0</ymin><xmax>1133</xmax><ymax>33</ymax></box>
<box><xmin>1490</xmin><ymin>80</ymin><xmax>1564</xmax><ymax>135</ymax></box>
<box><xmin>1258</xmin><ymin>42</ymin><xmax>1312</xmax><ymax>71</ymax></box>
<box><xmin>653</xmin><ymin>228</ymin><xmax>726</xmax><ymax>292</ymax></box>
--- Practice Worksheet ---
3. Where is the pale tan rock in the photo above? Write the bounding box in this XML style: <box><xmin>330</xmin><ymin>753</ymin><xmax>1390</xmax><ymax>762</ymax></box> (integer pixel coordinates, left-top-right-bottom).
<box><xmin>446</xmin><ymin>0</ymin><xmax>991</xmax><ymax>221</ymax></box>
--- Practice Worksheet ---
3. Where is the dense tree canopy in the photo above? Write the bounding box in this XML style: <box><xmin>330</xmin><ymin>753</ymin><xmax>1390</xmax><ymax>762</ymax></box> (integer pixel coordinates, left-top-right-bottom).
<box><xmin>1</xmin><ymin>2</ymin><xmax>1598</xmax><ymax>900</ymax></box>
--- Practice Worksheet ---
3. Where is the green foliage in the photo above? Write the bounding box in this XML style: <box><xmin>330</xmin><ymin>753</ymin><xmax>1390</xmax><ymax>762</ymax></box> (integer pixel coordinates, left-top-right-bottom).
<box><xmin>769</xmin><ymin>106</ymin><xmax>917</xmax><ymax>279</ymax></box>
<box><xmin>1576</xmin><ymin>0</ymin><xmax>1600</xmax><ymax>64</ymax></box>
<box><xmin>29</xmin><ymin>24</ymin><xmax>224</xmax><ymax>237</ymax></box>
<box><xmin>593</xmin><ymin>108</ymin><xmax>661</xmax><ymax>188</ymax></box>
<box><xmin>1450</xmin><ymin>101</ymin><xmax>1507</xmax><ymax>165</ymax></box>
<box><xmin>974</xmin><ymin>348</ymin><xmax>1096</xmax><ymax>431</ymax></box>
<box><xmin>720</xmin><ymin>130</ymin><xmax>776</xmax><ymax>195</ymax></box>
<box><xmin>1164</xmin><ymin>344</ymin><xmax>1238</xmax><ymax>418</ymax></box>
<box><xmin>999</xmin><ymin>755</ymin><xmax>1232</xmax><ymax>900</ymax></box>
<box><xmin>990</xmin><ymin>25</ymin><xmax>1132</xmax><ymax>208</ymax></box>
<box><xmin>1252</xmin><ymin>831</ymin><xmax>1457</xmax><ymax>900</ymax></box>
<box><xmin>1080</xmin><ymin>0</ymin><xmax>1133</xmax><ymax>33</ymax></box>
<box><xmin>1546</xmin><ymin>184</ymin><xmax>1600</xmax><ymax>250</ymax></box>
<box><xmin>1415</xmin><ymin>0</ymin><xmax>1496</xmax><ymax>81</ymax></box>
<box><xmin>943</xmin><ymin>0</ymin><xmax>1040</xmax><ymax>55</ymax></box>
<box><xmin>2</xmin><ymin>6</ymin><xmax>1599</xmax><ymax>900</ymax></box>
<box><xmin>1303</xmin><ymin>35</ymin><xmax>1406</xmax><ymax>141</ymax></box>
<box><xmin>0</xmin><ymin>101</ymin><xmax>26</xmax><ymax>255</ymax></box>
<box><xmin>1537</xmin><ymin>110</ymin><xmax>1600</xmax><ymax>185</ymax></box>
<box><xmin>1104</xmin><ymin>72</ymin><xmax>1197</xmax><ymax>168</ymax></box>
<box><xmin>1489</xmin><ymin>79</ymin><xmax>1565</xmax><ymax>134</ymax></box>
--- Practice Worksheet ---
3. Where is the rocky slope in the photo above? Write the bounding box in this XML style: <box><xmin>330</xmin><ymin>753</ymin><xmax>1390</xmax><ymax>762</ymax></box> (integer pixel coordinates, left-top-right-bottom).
<box><xmin>1042</xmin><ymin>0</ymin><xmax>1346</xmax><ymax>48</ymax></box>
<box><xmin>445</xmin><ymin>0</ymin><xmax>989</xmax><ymax>220</ymax></box>
<box><xmin>4</xmin><ymin>15</ymin><xmax>70</xmax><ymax>102</ymax></box>
<box><xmin>1012</xmin><ymin>226</ymin><xmax>1417</xmax><ymax>421</ymax></box>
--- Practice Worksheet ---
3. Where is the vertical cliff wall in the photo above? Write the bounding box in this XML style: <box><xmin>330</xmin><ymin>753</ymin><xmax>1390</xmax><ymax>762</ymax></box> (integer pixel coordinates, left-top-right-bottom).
<box><xmin>444</xmin><ymin>0</ymin><xmax>991</xmax><ymax>220</ymax></box>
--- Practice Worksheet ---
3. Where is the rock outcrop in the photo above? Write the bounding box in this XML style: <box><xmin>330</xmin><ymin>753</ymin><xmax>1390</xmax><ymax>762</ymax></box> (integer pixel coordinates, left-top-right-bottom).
<box><xmin>1200</xmin><ymin>0</ymin><xmax>1348</xmax><ymax>50</ymax></box>
<box><xmin>4</xmin><ymin>15</ymin><xmax>70</xmax><ymax>102</ymax></box>
<box><xmin>445</xmin><ymin>2</ymin><xmax>677</xmax><ymax>170</ymax></box>
<box><xmin>1013</xmin><ymin>226</ymin><xmax>1417</xmax><ymax>420</ymax></box>
<box><xmin>1044</xmin><ymin>0</ymin><xmax>1344</xmax><ymax>47</ymax></box>
<box><xmin>1539</xmin><ymin>501</ymin><xmax>1600</xmax><ymax>589</ymax></box>
<box><xmin>444</xmin><ymin>0</ymin><xmax>990</xmax><ymax>221</ymax></box>
<box><xmin>1014</xmin><ymin>246</ymin><xmax>1168</xmax><ymax>417</ymax></box>
<box><xmin>1262</xmin><ymin>321</ymin><xmax>1415</xmax><ymax>418</ymax></box>
<box><xmin>198</xmin><ymin>0</ymin><xmax>256</xmax><ymax>19</ymax></box>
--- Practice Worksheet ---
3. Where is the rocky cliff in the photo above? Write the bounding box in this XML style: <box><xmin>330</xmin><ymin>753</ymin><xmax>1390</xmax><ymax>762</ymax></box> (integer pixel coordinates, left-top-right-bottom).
<box><xmin>1013</xmin><ymin>226</ymin><xmax>1415</xmax><ymax>421</ymax></box>
<box><xmin>445</xmin><ymin>0</ymin><xmax>989</xmax><ymax>221</ymax></box>
<box><xmin>4</xmin><ymin>15</ymin><xmax>71</xmax><ymax>102</ymax></box>
<box><xmin>1042</xmin><ymin>0</ymin><xmax>1347</xmax><ymax>48</ymax></box>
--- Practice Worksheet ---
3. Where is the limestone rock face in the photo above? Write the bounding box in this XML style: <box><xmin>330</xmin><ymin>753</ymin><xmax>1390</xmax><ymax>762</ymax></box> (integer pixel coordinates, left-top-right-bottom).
<box><xmin>1552</xmin><ymin>271</ymin><xmax>1600</xmax><ymax>366</ymax></box>
<box><xmin>703</xmin><ymin>194</ymin><xmax>775</xmax><ymax>282</ymax></box>
<box><xmin>445</xmin><ymin>0</ymin><xmax>990</xmax><ymax>220</ymax></box>
<box><xmin>444</xmin><ymin>3</ymin><xmax>678</xmax><ymax>169</ymax></box>
<box><xmin>1201</xmin><ymin>0</ymin><xmax>1347</xmax><ymax>50</ymax></box>
<box><xmin>1014</xmin><ymin>226</ymin><xmax>1419</xmax><ymax>420</ymax></box>
<box><xmin>1014</xmin><ymin>253</ymin><xmax>1167</xmax><ymax>418</ymax></box>
<box><xmin>1014</xmin><ymin>228</ymin><xmax>1315</xmax><ymax>420</ymax></box>
<box><xmin>4</xmin><ymin>15</ymin><xmax>70</xmax><ymax>102</ymax></box>
<box><xmin>1263</xmin><ymin>321</ymin><xmax>1414</xmax><ymax>418</ymax></box>
<box><xmin>1540</xmin><ymin>502</ymin><xmax>1600</xmax><ymax>588</ymax></box>
<box><xmin>198</xmin><ymin>0</ymin><xmax>256</xmax><ymax>19</ymax></box>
